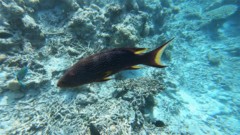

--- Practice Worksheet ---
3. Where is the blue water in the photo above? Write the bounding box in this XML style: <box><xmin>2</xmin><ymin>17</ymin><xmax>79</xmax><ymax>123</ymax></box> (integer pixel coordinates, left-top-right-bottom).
<box><xmin>0</xmin><ymin>0</ymin><xmax>239</xmax><ymax>134</ymax></box>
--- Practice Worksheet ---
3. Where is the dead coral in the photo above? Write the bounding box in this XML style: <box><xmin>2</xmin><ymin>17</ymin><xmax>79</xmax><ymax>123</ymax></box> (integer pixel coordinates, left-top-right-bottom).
<box><xmin>0</xmin><ymin>74</ymin><xmax>165</xmax><ymax>135</ymax></box>
<box><xmin>7</xmin><ymin>79</ymin><xmax>21</xmax><ymax>92</ymax></box>
<box><xmin>0</xmin><ymin>27</ymin><xmax>22</xmax><ymax>51</ymax></box>
<box><xmin>105</xmin><ymin>4</ymin><xmax>123</xmax><ymax>21</ymax></box>
<box><xmin>204</xmin><ymin>4</ymin><xmax>238</xmax><ymax>20</ymax></box>
<box><xmin>112</xmin><ymin>23</ymin><xmax>139</xmax><ymax>47</ymax></box>
<box><xmin>0</xmin><ymin>1</ymin><xmax>45</xmax><ymax>50</ymax></box>
<box><xmin>193</xmin><ymin>4</ymin><xmax>238</xmax><ymax>29</ymax></box>
<box><xmin>21</xmin><ymin>14</ymin><xmax>45</xmax><ymax>48</ymax></box>
<box><xmin>0</xmin><ymin>0</ymin><xmax>173</xmax><ymax>134</ymax></box>
<box><xmin>0</xmin><ymin>1</ymin><xmax>25</xmax><ymax>19</ymax></box>
<box><xmin>0</xmin><ymin>54</ymin><xmax>7</xmax><ymax>63</ymax></box>
<box><xmin>68</xmin><ymin>8</ymin><xmax>97</xmax><ymax>40</ymax></box>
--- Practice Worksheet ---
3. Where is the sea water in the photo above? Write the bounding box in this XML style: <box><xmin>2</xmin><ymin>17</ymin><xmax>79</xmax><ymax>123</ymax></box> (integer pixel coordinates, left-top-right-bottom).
<box><xmin>0</xmin><ymin>0</ymin><xmax>239</xmax><ymax>134</ymax></box>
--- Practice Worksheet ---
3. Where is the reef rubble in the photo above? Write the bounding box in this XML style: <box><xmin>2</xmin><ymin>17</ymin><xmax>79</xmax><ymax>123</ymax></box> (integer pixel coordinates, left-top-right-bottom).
<box><xmin>0</xmin><ymin>0</ymin><xmax>239</xmax><ymax>134</ymax></box>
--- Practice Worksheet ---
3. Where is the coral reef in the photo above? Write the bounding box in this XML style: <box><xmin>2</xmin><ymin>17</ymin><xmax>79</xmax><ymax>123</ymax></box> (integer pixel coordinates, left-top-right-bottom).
<box><xmin>0</xmin><ymin>0</ymin><xmax>176</xmax><ymax>134</ymax></box>
<box><xmin>1</xmin><ymin>0</ymin><xmax>239</xmax><ymax>134</ymax></box>
<box><xmin>7</xmin><ymin>79</ymin><xmax>21</xmax><ymax>91</ymax></box>
<box><xmin>204</xmin><ymin>4</ymin><xmax>238</xmax><ymax>20</ymax></box>
<box><xmin>0</xmin><ymin>76</ymin><xmax>165</xmax><ymax>134</ymax></box>
<box><xmin>0</xmin><ymin>54</ymin><xmax>7</xmax><ymax>63</ymax></box>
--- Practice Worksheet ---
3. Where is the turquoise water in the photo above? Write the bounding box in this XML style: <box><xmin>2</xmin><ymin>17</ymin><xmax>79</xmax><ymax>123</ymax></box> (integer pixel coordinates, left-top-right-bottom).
<box><xmin>0</xmin><ymin>0</ymin><xmax>239</xmax><ymax>134</ymax></box>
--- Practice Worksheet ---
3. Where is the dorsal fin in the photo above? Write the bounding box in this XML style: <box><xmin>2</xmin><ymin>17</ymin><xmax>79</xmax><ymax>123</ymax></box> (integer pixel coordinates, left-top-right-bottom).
<box><xmin>126</xmin><ymin>48</ymin><xmax>148</xmax><ymax>55</ymax></box>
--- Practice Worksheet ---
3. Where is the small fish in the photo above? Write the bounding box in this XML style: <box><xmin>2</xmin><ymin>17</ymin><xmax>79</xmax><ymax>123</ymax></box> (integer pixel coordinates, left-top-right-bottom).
<box><xmin>16</xmin><ymin>66</ymin><xmax>28</xmax><ymax>88</ymax></box>
<box><xmin>153</xmin><ymin>120</ymin><xmax>165</xmax><ymax>127</ymax></box>
<box><xmin>89</xmin><ymin>123</ymin><xmax>100</xmax><ymax>135</ymax></box>
<box><xmin>57</xmin><ymin>38</ymin><xmax>173</xmax><ymax>87</ymax></box>
<box><xmin>0</xmin><ymin>32</ymin><xmax>13</xmax><ymax>39</ymax></box>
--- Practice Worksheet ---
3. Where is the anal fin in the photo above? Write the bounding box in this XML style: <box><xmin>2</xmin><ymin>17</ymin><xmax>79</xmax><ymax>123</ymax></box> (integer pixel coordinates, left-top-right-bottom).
<box><xmin>134</xmin><ymin>48</ymin><xmax>148</xmax><ymax>54</ymax></box>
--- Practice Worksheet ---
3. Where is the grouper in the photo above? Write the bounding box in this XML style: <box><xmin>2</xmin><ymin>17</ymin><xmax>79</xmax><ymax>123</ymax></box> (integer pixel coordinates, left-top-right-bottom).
<box><xmin>57</xmin><ymin>38</ymin><xmax>173</xmax><ymax>87</ymax></box>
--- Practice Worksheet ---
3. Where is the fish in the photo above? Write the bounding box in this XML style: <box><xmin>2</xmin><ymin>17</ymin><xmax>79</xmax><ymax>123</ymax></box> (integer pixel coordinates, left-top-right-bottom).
<box><xmin>16</xmin><ymin>66</ymin><xmax>28</xmax><ymax>88</ymax></box>
<box><xmin>0</xmin><ymin>32</ymin><xmax>13</xmax><ymax>39</ymax></box>
<box><xmin>89</xmin><ymin>123</ymin><xmax>101</xmax><ymax>135</ymax></box>
<box><xmin>57</xmin><ymin>38</ymin><xmax>173</xmax><ymax>88</ymax></box>
<box><xmin>153</xmin><ymin>120</ymin><xmax>165</xmax><ymax>127</ymax></box>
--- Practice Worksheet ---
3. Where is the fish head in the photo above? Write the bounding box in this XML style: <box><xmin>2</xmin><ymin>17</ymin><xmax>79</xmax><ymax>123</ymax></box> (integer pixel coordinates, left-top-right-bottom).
<box><xmin>57</xmin><ymin>72</ymin><xmax>77</xmax><ymax>88</ymax></box>
<box><xmin>57</xmin><ymin>71</ymin><xmax>83</xmax><ymax>87</ymax></box>
<box><xmin>57</xmin><ymin>77</ymin><xmax>69</xmax><ymax>87</ymax></box>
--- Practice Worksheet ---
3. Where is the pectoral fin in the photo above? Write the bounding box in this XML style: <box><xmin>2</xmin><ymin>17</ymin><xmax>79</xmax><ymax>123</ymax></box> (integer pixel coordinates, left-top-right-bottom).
<box><xmin>104</xmin><ymin>71</ymin><xmax>112</xmax><ymax>76</ymax></box>
<box><xmin>97</xmin><ymin>77</ymin><xmax>111</xmax><ymax>82</ymax></box>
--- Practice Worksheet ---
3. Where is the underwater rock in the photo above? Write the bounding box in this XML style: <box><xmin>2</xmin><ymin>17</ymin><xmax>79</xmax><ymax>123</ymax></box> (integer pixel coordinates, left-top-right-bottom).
<box><xmin>25</xmin><ymin>79</ymin><xmax>48</xmax><ymax>90</ymax></box>
<box><xmin>0</xmin><ymin>1</ymin><xmax>25</xmax><ymax>18</ymax></box>
<box><xmin>112</xmin><ymin>23</ymin><xmax>139</xmax><ymax>47</ymax></box>
<box><xmin>207</xmin><ymin>52</ymin><xmax>221</xmax><ymax>66</ymax></box>
<box><xmin>122</xmin><ymin>91</ymin><xmax>135</xmax><ymax>101</ymax></box>
<box><xmin>75</xmin><ymin>93</ymin><xmax>98</xmax><ymax>106</ymax></box>
<box><xmin>0</xmin><ymin>27</ymin><xmax>22</xmax><ymax>50</ymax></box>
<box><xmin>197</xmin><ymin>4</ymin><xmax>238</xmax><ymax>29</ymax></box>
<box><xmin>112</xmin><ymin>88</ymin><xmax>129</xmax><ymax>99</ymax></box>
<box><xmin>204</xmin><ymin>5</ymin><xmax>238</xmax><ymax>20</ymax></box>
<box><xmin>68</xmin><ymin>8</ymin><xmax>96</xmax><ymax>40</ymax></box>
<box><xmin>124</xmin><ymin>0</ymin><xmax>139</xmax><ymax>11</ymax></box>
<box><xmin>0</xmin><ymin>29</ymin><xmax>13</xmax><ymax>39</ymax></box>
<box><xmin>7</xmin><ymin>80</ymin><xmax>21</xmax><ymax>92</ymax></box>
<box><xmin>141</xmin><ymin>21</ymin><xmax>151</xmax><ymax>37</ymax></box>
<box><xmin>0</xmin><ymin>54</ymin><xmax>7</xmax><ymax>63</ymax></box>
<box><xmin>22</xmin><ymin>14</ymin><xmax>38</xmax><ymax>29</ymax></box>
<box><xmin>105</xmin><ymin>4</ymin><xmax>123</xmax><ymax>21</ymax></box>
<box><xmin>0</xmin><ymin>96</ymin><xmax>8</xmax><ymax>105</ymax></box>
<box><xmin>140</xmin><ymin>0</ymin><xmax>161</xmax><ymax>11</ymax></box>
<box><xmin>0</xmin><ymin>36</ymin><xmax>21</xmax><ymax>50</ymax></box>
<box><xmin>0</xmin><ymin>71</ymin><xmax>8</xmax><ymax>85</ymax></box>
<box><xmin>62</xmin><ymin>0</ymin><xmax>80</xmax><ymax>10</ymax></box>
<box><xmin>21</xmin><ymin>14</ymin><xmax>45</xmax><ymax>47</ymax></box>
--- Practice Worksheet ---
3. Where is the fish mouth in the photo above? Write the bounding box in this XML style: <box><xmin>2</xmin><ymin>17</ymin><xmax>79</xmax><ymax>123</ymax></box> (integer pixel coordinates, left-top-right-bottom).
<box><xmin>57</xmin><ymin>81</ymin><xmax>63</xmax><ymax>87</ymax></box>
<box><xmin>57</xmin><ymin>80</ymin><xmax>71</xmax><ymax>88</ymax></box>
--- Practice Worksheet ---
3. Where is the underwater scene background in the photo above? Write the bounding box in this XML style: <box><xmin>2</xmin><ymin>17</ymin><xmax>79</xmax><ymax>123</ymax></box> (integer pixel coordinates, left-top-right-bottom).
<box><xmin>0</xmin><ymin>0</ymin><xmax>239</xmax><ymax>134</ymax></box>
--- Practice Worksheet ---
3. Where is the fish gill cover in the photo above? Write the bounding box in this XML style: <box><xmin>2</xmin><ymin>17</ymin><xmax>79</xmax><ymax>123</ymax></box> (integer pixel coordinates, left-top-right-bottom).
<box><xmin>0</xmin><ymin>0</ymin><xmax>239</xmax><ymax>135</ymax></box>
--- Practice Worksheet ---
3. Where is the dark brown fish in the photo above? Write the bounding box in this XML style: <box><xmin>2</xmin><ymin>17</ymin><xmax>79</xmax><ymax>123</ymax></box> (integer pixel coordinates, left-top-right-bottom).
<box><xmin>89</xmin><ymin>123</ymin><xmax>100</xmax><ymax>135</ymax></box>
<box><xmin>0</xmin><ymin>32</ymin><xmax>13</xmax><ymax>39</ymax></box>
<box><xmin>57</xmin><ymin>38</ymin><xmax>173</xmax><ymax>87</ymax></box>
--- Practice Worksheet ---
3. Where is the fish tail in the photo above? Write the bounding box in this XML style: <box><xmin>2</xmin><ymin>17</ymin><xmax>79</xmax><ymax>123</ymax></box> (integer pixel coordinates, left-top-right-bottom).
<box><xmin>142</xmin><ymin>38</ymin><xmax>174</xmax><ymax>68</ymax></box>
<box><xmin>17</xmin><ymin>80</ymin><xmax>26</xmax><ymax>89</ymax></box>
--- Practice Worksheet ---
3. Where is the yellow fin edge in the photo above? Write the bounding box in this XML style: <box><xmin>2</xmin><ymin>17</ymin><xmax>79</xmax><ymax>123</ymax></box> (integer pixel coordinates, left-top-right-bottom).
<box><xmin>134</xmin><ymin>48</ymin><xmax>148</xmax><ymax>54</ymax></box>
<box><xmin>131</xmin><ymin>65</ymin><xmax>141</xmax><ymax>69</ymax></box>
<box><xmin>155</xmin><ymin>43</ymin><xmax>169</xmax><ymax>66</ymax></box>
<box><xmin>105</xmin><ymin>71</ymin><xmax>112</xmax><ymax>76</ymax></box>
<box><xmin>103</xmin><ymin>77</ymin><xmax>111</xmax><ymax>81</ymax></box>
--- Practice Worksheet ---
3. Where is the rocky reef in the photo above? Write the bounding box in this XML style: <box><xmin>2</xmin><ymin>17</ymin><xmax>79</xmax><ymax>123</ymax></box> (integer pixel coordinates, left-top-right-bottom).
<box><xmin>0</xmin><ymin>0</ymin><xmax>239</xmax><ymax>134</ymax></box>
<box><xmin>0</xmin><ymin>0</ymin><xmax>177</xmax><ymax>134</ymax></box>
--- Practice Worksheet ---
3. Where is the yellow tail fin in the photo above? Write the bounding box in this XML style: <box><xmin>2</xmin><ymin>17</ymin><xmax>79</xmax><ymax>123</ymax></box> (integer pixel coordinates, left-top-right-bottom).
<box><xmin>143</xmin><ymin>38</ymin><xmax>174</xmax><ymax>68</ymax></box>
